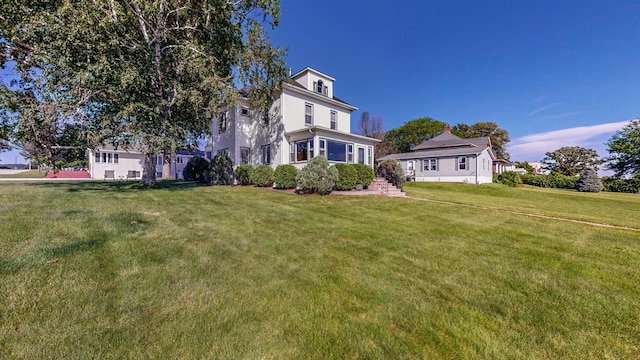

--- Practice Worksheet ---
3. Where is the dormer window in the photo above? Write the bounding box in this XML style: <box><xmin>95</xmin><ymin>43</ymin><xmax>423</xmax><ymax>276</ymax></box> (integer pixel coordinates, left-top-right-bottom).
<box><xmin>317</xmin><ymin>80</ymin><xmax>323</xmax><ymax>93</ymax></box>
<box><xmin>313</xmin><ymin>80</ymin><xmax>328</xmax><ymax>96</ymax></box>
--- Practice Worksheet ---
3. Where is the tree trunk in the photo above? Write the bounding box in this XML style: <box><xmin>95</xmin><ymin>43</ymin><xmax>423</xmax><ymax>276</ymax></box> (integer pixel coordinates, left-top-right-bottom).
<box><xmin>162</xmin><ymin>151</ymin><xmax>172</xmax><ymax>179</ymax></box>
<box><xmin>141</xmin><ymin>152</ymin><xmax>157</xmax><ymax>186</ymax></box>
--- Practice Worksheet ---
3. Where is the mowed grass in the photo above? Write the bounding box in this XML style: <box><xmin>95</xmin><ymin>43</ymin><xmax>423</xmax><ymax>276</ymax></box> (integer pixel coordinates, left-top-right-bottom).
<box><xmin>405</xmin><ymin>182</ymin><xmax>640</xmax><ymax>229</ymax></box>
<box><xmin>0</xmin><ymin>170</ymin><xmax>46</xmax><ymax>178</ymax></box>
<box><xmin>1</xmin><ymin>181</ymin><xmax>639</xmax><ymax>359</ymax></box>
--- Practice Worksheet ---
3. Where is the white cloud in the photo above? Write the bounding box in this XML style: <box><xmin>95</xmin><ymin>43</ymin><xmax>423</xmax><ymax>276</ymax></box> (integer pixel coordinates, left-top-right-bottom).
<box><xmin>507</xmin><ymin>120</ymin><xmax>630</xmax><ymax>163</ymax></box>
<box><xmin>528</xmin><ymin>102</ymin><xmax>561</xmax><ymax>116</ymax></box>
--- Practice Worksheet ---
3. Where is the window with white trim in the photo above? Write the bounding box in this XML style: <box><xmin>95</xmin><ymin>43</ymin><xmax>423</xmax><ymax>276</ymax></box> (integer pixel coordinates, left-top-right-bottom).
<box><xmin>95</xmin><ymin>152</ymin><xmax>101</xmax><ymax>163</ymax></box>
<box><xmin>326</xmin><ymin>140</ymin><xmax>348</xmax><ymax>162</ymax></box>
<box><xmin>319</xmin><ymin>139</ymin><xmax>326</xmax><ymax>157</ymax></box>
<box><xmin>368</xmin><ymin>147</ymin><xmax>372</xmax><ymax>165</ymax></box>
<box><xmin>458</xmin><ymin>156</ymin><xmax>467</xmax><ymax>170</ymax></box>
<box><xmin>113</xmin><ymin>153</ymin><xmax>119</xmax><ymax>164</ymax></box>
<box><xmin>347</xmin><ymin>144</ymin><xmax>353</xmax><ymax>163</ymax></box>
<box><xmin>102</xmin><ymin>153</ymin><xmax>107</xmax><ymax>163</ymax></box>
<box><xmin>240</xmin><ymin>107</ymin><xmax>250</xmax><ymax>117</ymax></box>
<box><xmin>357</xmin><ymin>147</ymin><xmax>365</xmax><ymax>164</ymax></box>
<box><xmin>305</xmin><ymin>103</ymin><xmax>313</xmax><ymax>126</ymax></box>
<box><xmin>330</xmin><ymin>111</ymin><xmax>337</xmax><ymax>130</ymax></box>
<box><xmin>290</xmin><ymin>139</ymin><xmax>314</xmax><ymax>163</ymax></box>
<box><xmin>423</xmin><ymin>158</ymin><xmax>437</xmax><ymax>171</ymax></box>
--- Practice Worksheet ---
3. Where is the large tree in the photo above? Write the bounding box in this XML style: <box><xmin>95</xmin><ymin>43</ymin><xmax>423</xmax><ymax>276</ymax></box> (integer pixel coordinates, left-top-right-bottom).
<box><xmin>1</xmin><ymin>0</ymin><xmax>286</xmax><ymax>185</ymax></box>
<box><xmin>452</xmin><ymin>121</ymin><xmax>511</xmax><ymax>160</ymax></box>
<box><xmin>384</xmin><ymin>117</ymin><xmax>446</xmax><ymax>153</ymax></box>
<box><xmin>541</xmin><ymin>146</ymin><xmax>604</xmax><ymax>176</ymax></box>
<box><xmin>605</xmin><ymin>119</ymin><xmax>640</xmax><ymax>178</ymax></box>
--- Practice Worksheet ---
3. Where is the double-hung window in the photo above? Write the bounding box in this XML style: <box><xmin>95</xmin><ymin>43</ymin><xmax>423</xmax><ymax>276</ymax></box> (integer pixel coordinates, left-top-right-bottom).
<box><xmin>357</xmin><ymin>147</ymin><xmax>365</xmax><ymax>164</ymax></box>
<box><xmin>330</xmin><ymin>111</ymin><xmax>337</xmax><ymax>130</ymax></box>
<box><xmin>95</xmin><ymin>152</ymin><xmax>101</xmax><ymax>163</ymax></box>
<box><xmin>290</xmin><ymin>139</ymin><xmax>314</xmax><ymax>163</ymax></box>
<box><xmin>319</xmin><ymin>139</ymin><xmax>326</xmax><ymax>157</ymax></box>
<box><xmin>458</xmin><ymin>156</ymin><xmax>467</xmax><ymax>170</ymax></box>
<box><xmin>423</xmin><ymin>158</ymin><xmax>437</xmax><ymax>171</ymax></box>
<box><xmin>305</xmin><ymin>103</ymin><xmax>313</xmax><ymax>126</ymax></box>
<box><xmin>113</xmin><ymin>153</ymin><xmax>119</xmax><ymax>164</ymax></box>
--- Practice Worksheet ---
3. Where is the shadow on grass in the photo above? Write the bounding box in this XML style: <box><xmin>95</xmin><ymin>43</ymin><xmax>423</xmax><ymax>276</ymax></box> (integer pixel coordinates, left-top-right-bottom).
<box><xmin>25</xmin><ymin>179</ymin><xmax>204</xmax><ymax>193</ymax></box>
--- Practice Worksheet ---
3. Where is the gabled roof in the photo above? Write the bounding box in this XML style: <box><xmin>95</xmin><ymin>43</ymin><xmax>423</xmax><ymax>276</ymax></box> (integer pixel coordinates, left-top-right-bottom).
<box><xmin>283</xmin><ymin>77</ymin><xmax>356</xmax><ymax>109</ymax></box>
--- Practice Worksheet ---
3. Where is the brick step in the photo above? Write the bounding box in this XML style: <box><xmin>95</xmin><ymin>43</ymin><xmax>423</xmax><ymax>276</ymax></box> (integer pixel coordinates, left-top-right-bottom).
<box><xmin>373</xmin><ymin>177</ymin><xmax>406</xmax><ymax>197</ymax></box>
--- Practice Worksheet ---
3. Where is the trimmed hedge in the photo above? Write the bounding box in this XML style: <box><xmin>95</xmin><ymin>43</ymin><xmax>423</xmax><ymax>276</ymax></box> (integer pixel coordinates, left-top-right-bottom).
<box><xmin>235</xmin><ymin>165</ymin><xmax>253</xmax><ymax>185</ymax></box>
<box><xmin>334</xmin><ymin>163</ymin><xmax>357</xmax><ymax>190</ymax></box>
<box><xmin>274</xmin><ymin>164</ymin><xmax>298</xmax><ymax>189</ymax></box>
<box><xmin>521</xmin><ymin>172</ymin><xmax>576</xmax><ymax>189</ymax></box>
<box><xmin>352</xmin><ymin>163</ymin><xmax>375</xmax><ymax>188</ymax></box>
<box><xmin>602</xmin><ymin>176</ymin><xmax>640</xmax><ymax>193</ymax></box>
<box><xmin>251</xmin><ymin>165</ymin><xmax>274</xmax><ymax>187</ymax></box>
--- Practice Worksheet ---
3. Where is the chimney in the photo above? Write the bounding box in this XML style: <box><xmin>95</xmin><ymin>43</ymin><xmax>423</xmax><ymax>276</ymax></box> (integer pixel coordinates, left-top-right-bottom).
<box><xmin>443</xmin><ymin>124</ymin><xmax>451</xmax><ymax>133</ymax></box>
<box><xmin>288</xmin><ymin>67</ymin><xmax>292</xmax><ymax>76</ymax></box>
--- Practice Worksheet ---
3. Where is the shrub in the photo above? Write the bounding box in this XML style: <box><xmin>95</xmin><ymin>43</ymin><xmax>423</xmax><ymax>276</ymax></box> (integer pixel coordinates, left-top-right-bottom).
<box><xmin>494</xmin><ymin>171</ymin><xmax>522</xmax><ymax>187</ymax></box>
<box><xmin>576</xmin><ymin>168</ymin><xmax>603</xmax><ymax>192</ymax></box>
<box><xmin>251</xmin><ymin>165</ymin><xmax>274</xmax><ymax>187</ymax></box>
<box><xmin>182</xmin><ymin>156</ymin><xmax>210</xmax><ymax>183</ymax></box>
<box><xmin>296</xmin><ymin>156</ymin><xmax>338</xmax><ymax>195</ymax></box>
<box><xmin>377</xmin><ymin>159</ymin><xmax>404</xmax><ymax>189</ymax></box>
<box><xmin>207</xmin><ymin>153</ymin><xmax>234</xmax><ymax>185</ymax></box>
<box><xmin>352</xmin><ymin>163</ymin><xmax>375</xmax><ymax>188</ymax></box>
<box><xmin>602</xmin><ymin>176</ymin><xmax>640</xmax><ymax>193</ymax></box>
<box><xmin>274</xmin><ymin>164</ymin><xmax>298</xmax><ymax>189</ymax></box>
<box><xmin>333</xmin><ymin>163</ymin><xmax>358</xmax><ymax>190</ymax></box>
<box><xmin>235</xmin><ymin>165</ymin><xmax>253</xmax><ymax>185</ymax></box>
<box><xmin>549</xmin><ymin>172</ymin><xmax>576</xmax><ymax>189</ymax></box>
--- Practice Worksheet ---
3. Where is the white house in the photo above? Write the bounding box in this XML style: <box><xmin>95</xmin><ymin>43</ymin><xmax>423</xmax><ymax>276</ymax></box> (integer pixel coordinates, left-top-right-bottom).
<box><xmin>378</xmin><ymin>126</ymin><xmax>496</xmax><ymax>184</ymax></box>
<box><xmin>205</xmin><ymin>67</ymin><xmax>379</xmax><ymax>169</ymax></box>
<box><xmin>87</xmin><ymin>145</ymin><xmax>204</xmax><ymax>180</ymax></box>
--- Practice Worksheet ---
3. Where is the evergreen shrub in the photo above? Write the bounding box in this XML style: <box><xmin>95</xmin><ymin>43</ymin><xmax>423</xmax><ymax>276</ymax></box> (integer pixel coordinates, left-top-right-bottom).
<box><xmin>273</xmin><ymin>164</ymin><xmax>298</xmax><ymax>189</ymax></box>
<box><xmin>602</xmin><ymin>176</ymin><xmax>640</xmax><ymax>193</ymax></box>
<box><xmin>207</xmin><ymin>153</ymin><xmax>234</xmax><ymax>185</ymax></box>
<box><xmin>334</xmin><ymin>163</ymin><xmax>357</xmax><ymax>190</ymax></box>
<box><xmin>235</xmin><ymin>165</ymin><xmax>253</xmax><ymax>185</ymax></box>
<box><xmin>576</xmin><ymin>168</ymin><xmax>603</xmax><ymax>192</ymax></box>
<box><xmin>182</xmin><ymin>156</ymin><xmax>210</xmax><ymax>183</ymax></box>
<box><xmin>296</xmin><ymin>156</ymin><xmax>338</xmax><ymax>195</ymax></box>
<box><xmin>352</xmin><ymin>163</ymin><xmax>375</xmax><ymax>188</ymax></box>
<box><xmin>251</xmin><ymin>165</ymin><xmax>274</xmax><ymax>187</ymax></box>
<box><xmin>377</xmin><ymin>159</ymin><xmax>404</xmax><ymax>189</ymax></box>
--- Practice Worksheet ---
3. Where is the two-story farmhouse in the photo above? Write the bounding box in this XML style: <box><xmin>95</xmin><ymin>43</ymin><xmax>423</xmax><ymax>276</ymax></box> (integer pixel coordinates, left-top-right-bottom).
<box><xmin>205</xmin><ymin>67</ymin><xmax>379</xmax><ymax>169</ymax></box>
<box><xmin>379</xmin><ymin>125</ymin><xmax>496</xmax><ymax>184</ymax></box>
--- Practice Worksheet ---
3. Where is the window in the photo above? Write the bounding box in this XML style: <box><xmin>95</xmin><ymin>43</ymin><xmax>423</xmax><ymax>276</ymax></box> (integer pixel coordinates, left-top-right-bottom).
<box><xmin>305</xmin><ymin>103</ymin><xmax>313</xmax><ymax>125</ymax></box>
<box><xmin>290</xmin><ymin>139</ymin><xmax>314</xmax><ymax>163</ymax></box>
<box><xmin>157</xmin><ymin>155</ymin><xmax>162</xmax><ymax>166</ymax></box>
<box><xmin>114</xmin><ymin>153</ymin><xmax>119</xmax><ymax>164</ymax></box>
<box><xmin>156</xmin><ymin>172</ymin><xmax>162</xmax><ymax>178</ymax></box>
<box><xmin>317</xmin><ymin>80</ymin><xmax>323</xmax><ymax>93</ymax></box>
<box><xmin>458</xmin><ymin>156</ymin><xmax>467</xmax><ymax>170</ymax></box>
<box><xmin>347</xmin><ymin>145</ymin><xmax>353</xmax><ymax>163</ymax></box>
<box><xmin>368</xmin><ymin>147</ymin><xmax>372</xmax><ymax>165</ymax></box>
<box><xmin>107</xmin><ymin>153</ymin><xmax>113</xmax><ymax>163</ymax></box>
<box><xmin>319</xmin><ymin>139</ymin><xmax>326</xmax><ymax>157</ymax></box>
<box><xmin>262</xmin><ymin>114</ymin><xmax>269</xmax><ymax>126</ymax></box>
<box><xmin>330</xmin><ymin>111</ymin><xmax>337</xmax><ymax>130</ymax></box>
<box><xmin>241</xmin><ymin>107</ymin><xmax>250</xmax><ymax>117</ymax></box>
<box><xmin>358</xmin><ymin>147</ymin><xmax>365</xmax><ymax>164</ymax></box>
<box><xmin>217</xmin><ymin>148</ymin><xmax>229</xmax><ymax>157</ymax></box>
<box><xmin>261</xmin><ymin>144</ymin><xmax>271</xmax><ymax>165</ymax></box>
<box><xmin>95</xmin><ymin>152</ymin><xmax>101</xmax><ymax>163</ymax></box>
<box><xmin>240</xmin><ymin>147</ymin><xmax>250</xmax><ymax>165</ymax></box>
<box><xmin>327</xmin><ymin>140</ymin><xmax>347</xmax><ymax>162</ymax></box>
<box><xmin>218</xmin><ymin>112</ymin><xmax>227</xmax><ymax>133</ymax></box>
<box><xmin>423</xmin><ymin>158</ymin><xmax>437</xmax><ymax>171</ymax></box>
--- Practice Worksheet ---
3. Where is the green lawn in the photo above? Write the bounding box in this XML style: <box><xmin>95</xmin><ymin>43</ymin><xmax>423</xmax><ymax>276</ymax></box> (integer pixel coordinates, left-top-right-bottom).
<box><xmin>0</xmin><ymin>170</ymin><xmax>46</xmax><ymax>178</ymax></box>
<box><xmin>1</xmin><ymin>181</ymin><xmax>639</xmax><ymax>359</ymax></box>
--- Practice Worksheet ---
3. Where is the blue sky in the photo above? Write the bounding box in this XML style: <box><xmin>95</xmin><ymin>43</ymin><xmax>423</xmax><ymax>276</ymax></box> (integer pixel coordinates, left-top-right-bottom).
<box><xmin>2</xmin><ymin>0</ymin><xmax>639</xmax><ymax>164</ymax></box>
<box><xmin>270</xmin><ymin>0</ymin><xmax>640</xmax><ymax>162</ymax></box>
